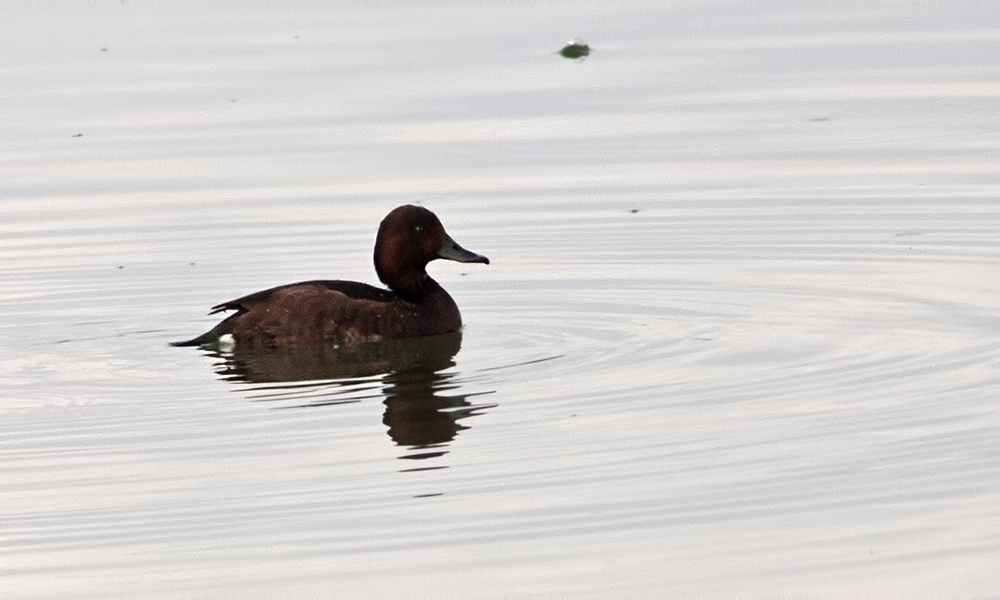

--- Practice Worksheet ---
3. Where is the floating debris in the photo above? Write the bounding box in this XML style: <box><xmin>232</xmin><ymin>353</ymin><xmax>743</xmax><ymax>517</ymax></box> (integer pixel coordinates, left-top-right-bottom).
<box><xmin>560</xmin><ymin>39</ymin><xmax>590</xmax><ymax>60</ymax></box>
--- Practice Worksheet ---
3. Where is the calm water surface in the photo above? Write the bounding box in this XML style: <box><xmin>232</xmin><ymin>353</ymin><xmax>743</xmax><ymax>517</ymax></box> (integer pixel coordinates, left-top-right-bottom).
<box><xmin>3</xmin><ymin>1</ymin><xmax>998</xmax><ymax>597</ymax></box>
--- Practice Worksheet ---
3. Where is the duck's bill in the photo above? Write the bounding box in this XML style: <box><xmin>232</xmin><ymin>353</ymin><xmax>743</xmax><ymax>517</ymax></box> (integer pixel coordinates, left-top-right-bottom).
<box><xmin>437</xmin><ymin>233</ymin><xmax>490</xmax><ymax>265</ymax></box>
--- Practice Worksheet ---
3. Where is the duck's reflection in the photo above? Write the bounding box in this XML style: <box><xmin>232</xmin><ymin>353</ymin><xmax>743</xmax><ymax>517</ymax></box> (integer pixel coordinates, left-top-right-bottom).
<box><xmin>206</xmin><ymin>332</ymin><xmax>494</xmax><ymax>460</ymax></box>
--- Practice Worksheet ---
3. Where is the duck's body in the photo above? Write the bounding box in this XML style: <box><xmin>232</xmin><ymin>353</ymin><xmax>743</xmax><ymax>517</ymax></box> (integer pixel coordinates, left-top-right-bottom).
<box><xmin>173</xmin><ymin>205</ymin><xmax>488</xmax><ymax>348</ymax></box>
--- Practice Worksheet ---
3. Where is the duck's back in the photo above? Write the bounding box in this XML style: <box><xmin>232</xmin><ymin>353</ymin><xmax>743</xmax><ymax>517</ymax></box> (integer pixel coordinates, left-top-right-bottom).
<box><xmin>210</xmin><ymin>279</ymin><xmax>393</xmax><ymax>314</ymax></box>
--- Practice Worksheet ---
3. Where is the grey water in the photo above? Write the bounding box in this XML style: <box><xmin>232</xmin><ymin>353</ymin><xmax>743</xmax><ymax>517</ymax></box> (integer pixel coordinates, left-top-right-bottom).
<box><xmin>2</xmin><ymin>1</ymin><xmax>998</xmax><ymax>596</ymax></box>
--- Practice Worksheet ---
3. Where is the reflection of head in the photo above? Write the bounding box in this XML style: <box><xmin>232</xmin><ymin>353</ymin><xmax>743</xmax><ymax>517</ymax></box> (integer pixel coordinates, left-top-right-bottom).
<box><xmin>381</xmin><ymin>363</ymin><xmax>487</xmax><ymax>450</ymax></box>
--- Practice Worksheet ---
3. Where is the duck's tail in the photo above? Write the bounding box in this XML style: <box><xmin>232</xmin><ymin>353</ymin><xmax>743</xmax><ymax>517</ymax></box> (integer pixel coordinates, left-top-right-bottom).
<box><xmin>170</xmin><ymin>314</ymin><xmax>237</xmax><ymax>347</ymax></box>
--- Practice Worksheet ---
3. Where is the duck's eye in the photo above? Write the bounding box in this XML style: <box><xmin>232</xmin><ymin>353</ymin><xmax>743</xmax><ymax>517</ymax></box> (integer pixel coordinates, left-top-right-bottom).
<box><xmin>413</xmin><ymin>225</ymin><xmax>424</xmax><ymax>233</ymax></box>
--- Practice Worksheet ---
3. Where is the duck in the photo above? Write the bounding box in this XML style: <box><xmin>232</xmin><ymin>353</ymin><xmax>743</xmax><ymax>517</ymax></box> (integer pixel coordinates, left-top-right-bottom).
<box><xmin>172</xmin><ymin>205</ymin><xmax>489</xmax><ymax>348</ymax></box>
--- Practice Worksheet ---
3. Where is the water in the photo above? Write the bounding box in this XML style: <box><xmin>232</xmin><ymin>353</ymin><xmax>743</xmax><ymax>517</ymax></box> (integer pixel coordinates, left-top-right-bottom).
<box><xmin>2</xmin><ymin>1</ymin><xmax>998</xmax><ymax>596</ymax></box>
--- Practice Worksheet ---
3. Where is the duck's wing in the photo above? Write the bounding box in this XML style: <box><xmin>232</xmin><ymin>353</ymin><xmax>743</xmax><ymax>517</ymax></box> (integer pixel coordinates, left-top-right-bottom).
<box><xmin>209</xmin><ymin>280</ymin><xmax>392</xmax><ymax>314</ymax></box>
<box><xmin>172</xmin><ymin>279</ymin><xmax>394</xmax><ymax>346</ymax></box>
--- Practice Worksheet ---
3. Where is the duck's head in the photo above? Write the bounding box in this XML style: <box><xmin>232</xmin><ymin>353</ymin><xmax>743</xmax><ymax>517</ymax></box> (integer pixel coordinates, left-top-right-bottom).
<box><xmin>374</xmin><ymin>205</ymin><xmax>489</xmax><ymax>295</ymax></box>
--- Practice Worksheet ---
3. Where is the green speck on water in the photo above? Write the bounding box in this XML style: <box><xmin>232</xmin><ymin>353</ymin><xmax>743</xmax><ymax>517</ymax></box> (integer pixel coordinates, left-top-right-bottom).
<box><xmin>560</xmin><ymin>41</ymin><xmax>590</xmax><ymax>60</ymax></box>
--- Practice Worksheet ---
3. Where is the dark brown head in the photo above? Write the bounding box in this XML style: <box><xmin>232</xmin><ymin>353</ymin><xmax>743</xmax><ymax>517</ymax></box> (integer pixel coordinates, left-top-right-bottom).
<box><xmin>374</xmin><ymin>205</ymin><xmax>489</xmax><ymax>296</ymax></box>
